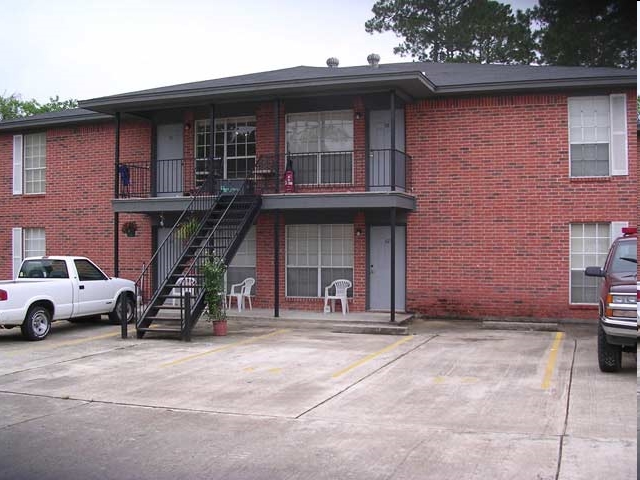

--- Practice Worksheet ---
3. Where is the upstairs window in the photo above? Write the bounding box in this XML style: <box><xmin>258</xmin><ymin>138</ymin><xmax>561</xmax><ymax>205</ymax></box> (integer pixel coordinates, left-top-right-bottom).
<box><xmin>286</xmin><ymin>111</ymin><xmax>353</xmax><ymax>185</ymax></box>
<box><xmin>568</xmin><ymin>95</ymin><xmax>627</xmax><ymax>177</ymax></box>
<box><xmin>194</xmin><ymin>117</ymin><xmax>256</xmax><ymax>186</ymax></box>
<box><xmin>13</xmin><ymin>132</ymin><xmax>47</xmax><ymax>195</ymax></box>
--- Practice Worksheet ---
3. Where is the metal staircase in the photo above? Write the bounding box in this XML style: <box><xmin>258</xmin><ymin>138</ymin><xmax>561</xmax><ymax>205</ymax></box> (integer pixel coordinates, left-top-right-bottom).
<box><xmin>134</xmin><ymin>172</ymin><xmax>262</xmax><ymax>340</ymax></box>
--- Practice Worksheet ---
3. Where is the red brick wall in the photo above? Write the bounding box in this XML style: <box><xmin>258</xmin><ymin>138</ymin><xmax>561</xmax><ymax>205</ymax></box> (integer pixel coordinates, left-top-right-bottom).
<box><xmin>405</xmin><ymin>90</ymin><xmax>637</xmax><ymax>321</ymax></box>
<box><xmin>0</xmin><ymin>120</ymin><xmax>152</xmax><ymax>281</ymax></box>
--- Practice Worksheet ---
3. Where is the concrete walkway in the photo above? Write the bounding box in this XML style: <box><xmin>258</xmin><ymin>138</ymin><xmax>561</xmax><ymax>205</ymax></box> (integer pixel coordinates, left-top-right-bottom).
<box><xmin>226</xmin><ymin>307</ymin><xmax>413</xmax><ymax>334</ymax></box>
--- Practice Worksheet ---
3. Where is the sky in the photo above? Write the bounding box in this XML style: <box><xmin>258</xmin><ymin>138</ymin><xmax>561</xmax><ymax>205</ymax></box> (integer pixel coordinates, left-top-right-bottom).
<box><xmin>2</xmin><ymin>0</ymin><xmax>541</xmax><ymax>104</ymax></box>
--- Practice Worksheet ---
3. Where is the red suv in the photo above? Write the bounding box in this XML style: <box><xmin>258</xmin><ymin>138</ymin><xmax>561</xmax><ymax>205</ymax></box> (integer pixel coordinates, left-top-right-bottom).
<box><xmin>585</xmin><ymin>227</ymin><xmax>637</xmax><ymax>372</ymax></box>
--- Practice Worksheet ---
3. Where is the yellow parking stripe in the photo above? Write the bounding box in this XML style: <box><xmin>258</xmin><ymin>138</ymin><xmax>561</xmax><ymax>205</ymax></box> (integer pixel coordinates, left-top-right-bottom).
<box><xmin>541</xmin><ymin>332</ymin><xmax>564</xmax><ymax>390</ymax></box>
<box><xmin>332</xmin><ymin>335</ymin><xmax>414</xmax><ymax>378</ymax></box>
<box><xmin>161</xmin><ymin>329</ymin><xmax>289</xmax><ymax>368</ymax></box>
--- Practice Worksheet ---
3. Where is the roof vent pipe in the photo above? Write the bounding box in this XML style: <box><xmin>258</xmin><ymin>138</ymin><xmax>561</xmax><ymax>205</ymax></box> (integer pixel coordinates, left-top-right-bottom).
<box><xmin>367</xmin><ymin>53</ymin><xmax>380</xmax><ymax>68</ymax></box>
<box><xmin>326</xmin><ymin>57</ymin><xmax>339</xmax><ymax>68</ymax></box>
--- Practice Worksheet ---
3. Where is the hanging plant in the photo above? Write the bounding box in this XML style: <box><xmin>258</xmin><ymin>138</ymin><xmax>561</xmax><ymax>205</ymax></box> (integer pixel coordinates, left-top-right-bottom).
<box><xmin>121</xmin><ymin>221</ymin><xmax>138</xmax><ymax>237</ymax></box>
<box><xmin>177</xmin><ymin>216</ymin><xmax>199</xmax><ymax>241</ymax></box>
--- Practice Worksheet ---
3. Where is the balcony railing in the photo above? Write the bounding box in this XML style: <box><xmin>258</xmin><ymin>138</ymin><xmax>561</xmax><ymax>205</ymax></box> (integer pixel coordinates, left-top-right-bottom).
<box><xmin>116</xmin><ymin>149</ymin><xmax>411</xmax><ymax>199</ymax></box>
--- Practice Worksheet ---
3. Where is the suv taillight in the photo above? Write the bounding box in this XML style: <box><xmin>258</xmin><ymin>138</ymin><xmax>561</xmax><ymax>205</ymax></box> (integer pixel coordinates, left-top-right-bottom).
<box><xmin>0</xmin><ymin>289</ymin><xmax>7</xmax><ymax>301</ymax></box>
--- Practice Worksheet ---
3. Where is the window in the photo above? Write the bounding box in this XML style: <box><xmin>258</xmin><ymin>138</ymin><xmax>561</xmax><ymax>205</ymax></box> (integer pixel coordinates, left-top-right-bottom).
<box><xmin>19</xmin><ymin>259</ymin><xmax>68</xmax><ymax>279</ymax></box>
<box><xmin>286</xmin><ymin>224</ymin><xmax>353</xmax><ymax>297</ymax></box>
<box><xmin>227</xmin><ymin>226</ymin><xmax>256</xmax><ymax>293</ymax></box>
<box><xmin>74</xmin><ymin>259</ymin><xmax>108</xmax><ymax>281</ymax></box>
<box><xmin>570</xmin><ymin>223</ymin><xmax>611</xmax><ymax>304</ymax></box>
<box><xmin>286</xmin><ymin>111</ymin><xmax>353</xmax><ymax>185</ymax></box>
<box><xmin>568</xmin><ymin>95</ymin><xmax>627</xmax><ymax>177</ymax></box>
<box><xmin>13</xmin><ymin>133</ymin><xmax>47</xmax><ymax>194</ymax></box>
<box><xmin>12</xmin><ymin>228</ymin><xmax>46</xmax><ymax>278</ymax></box>
<box><xmin>194</xmin><ymin>117</ymin><xmax>256</xmax><ymax>186</ymax></box>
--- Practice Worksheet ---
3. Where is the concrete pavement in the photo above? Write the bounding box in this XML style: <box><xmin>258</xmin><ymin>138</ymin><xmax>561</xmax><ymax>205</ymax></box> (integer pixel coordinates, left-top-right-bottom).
<box><xmin>0</xmin><ymin>318</ymin><xmax>635</xmax><ymax>479</ymax></box>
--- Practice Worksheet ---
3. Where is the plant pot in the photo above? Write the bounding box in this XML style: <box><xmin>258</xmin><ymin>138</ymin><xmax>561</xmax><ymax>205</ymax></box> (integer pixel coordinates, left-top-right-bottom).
<box><xmin>125</xmin><ymin>231</ymin><xmax>136</xmax><ymax>237</ymax></box>
<box><xmin>213</xmin><ymin>320</ymin><xmax>227</xmax><ymax>336</ymax></box>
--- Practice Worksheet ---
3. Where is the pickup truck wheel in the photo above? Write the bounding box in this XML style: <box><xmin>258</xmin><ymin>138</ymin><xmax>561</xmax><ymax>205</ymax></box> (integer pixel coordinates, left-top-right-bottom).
<box><xmin>22</xmin><ymin>306</ymin><xmax>52</xmax><ymax>341</ymax></box>
<box><xmin>108</xmin><ymin>294</ymin><xmax>135</xmax><ymax>325</ymax></box>
<box><xmin>598</xmin><ymin>323</ymin><xmax>622</xmax><ymax>372</ymax></box>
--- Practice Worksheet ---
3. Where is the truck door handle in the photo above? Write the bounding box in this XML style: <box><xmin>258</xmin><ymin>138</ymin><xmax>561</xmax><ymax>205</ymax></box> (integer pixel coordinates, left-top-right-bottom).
<box><xmin>79</xmin><ymin>285</ymin><xmax>85</xmax><ymax>290</ymax></box>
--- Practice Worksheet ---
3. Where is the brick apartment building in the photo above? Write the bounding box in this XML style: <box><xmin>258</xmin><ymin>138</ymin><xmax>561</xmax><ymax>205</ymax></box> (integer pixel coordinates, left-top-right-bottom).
<box><xmin>0</xmin><ymin>59</ymin><xmax>636</xmax><ymax>334</ymax></box>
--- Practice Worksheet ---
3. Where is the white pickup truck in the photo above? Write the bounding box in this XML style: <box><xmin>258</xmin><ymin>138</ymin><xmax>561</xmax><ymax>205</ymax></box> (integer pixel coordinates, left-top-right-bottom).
<box><xmin>0</xmin><ymin>256</ymin><xmax>136</xmax><ymax>341</ymax></box>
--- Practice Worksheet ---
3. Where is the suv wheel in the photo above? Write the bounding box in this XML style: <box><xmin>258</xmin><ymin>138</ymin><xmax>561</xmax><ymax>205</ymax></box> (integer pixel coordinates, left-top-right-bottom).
<box><xmin>597</xmin><ymin>323</ymin><xmax>622</xmax><ymax>372</ymax></box>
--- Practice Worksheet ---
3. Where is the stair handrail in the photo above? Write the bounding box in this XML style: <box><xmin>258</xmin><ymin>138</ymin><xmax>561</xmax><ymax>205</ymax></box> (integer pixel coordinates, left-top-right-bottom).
<box><xmin>176</xmin><ymin>159</ymin><xmax>269</xmax><ymax>327</ymax></box>
<box><xmin>134</xmin><ymin>158</ymin><xmax>217</xmax><ymax>312</ymax></box>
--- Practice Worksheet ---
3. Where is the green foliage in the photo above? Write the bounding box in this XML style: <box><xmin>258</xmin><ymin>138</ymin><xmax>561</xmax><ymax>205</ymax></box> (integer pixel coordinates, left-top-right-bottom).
<box><xmin>0</xmin><ymin>93</ymin><xmax>78</xmax><ymax>121</ymax></box>
<box><xmin>365</xmin><ymin>0</ymin><xmax>535</xmax><ymax>64</ymax></box>
<box><xmin>202</xmin><ymin>257</ymin><xmax>227</xmax><ymax>322</ymax></box>
<box><xmin>365</xmin><ymin>0</ymin><xmax>636</xmax><ymax>68</ymax></box>
<box><xmin>532</xmin><ymin>0</ymin><xmax>636</xmax><ymax>69</ymax></box>
<box><xmin>177</xmin><ymin>217</ymin><xmax>199</xmax><ymax>241</ymax></box>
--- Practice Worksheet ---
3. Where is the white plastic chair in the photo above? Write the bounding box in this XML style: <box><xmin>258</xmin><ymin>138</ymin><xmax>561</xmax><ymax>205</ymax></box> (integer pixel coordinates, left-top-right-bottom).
<box><xmin>324</xmin><ymin>279</ymin><xmax>352</xmax><ymax>315</ymax></box>
<box><xmin>227</xmin><ymin>277</ymin><xmax>255</xmax><ymax>312</ymax></box>
<box><xmin>171</xmin><ymin>276</ymin><xmax>197</xmax><ymax>306</ymax></box>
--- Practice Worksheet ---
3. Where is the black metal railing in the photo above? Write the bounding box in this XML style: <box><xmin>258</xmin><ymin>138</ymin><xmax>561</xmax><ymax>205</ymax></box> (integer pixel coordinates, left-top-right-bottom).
<box><xmin>134</xmin><ymin>155</ymin><xmax>265</xmax><ymax>335</ymax></box>
<box><xmin>117</xmin><ymin>149</ymin><xmax>411</xmax><ymax>199</ymax></box>
<box><xmin>134</xmin><ymin>167</ymin><xmax>218</xmax><ymax>314</ymax></box>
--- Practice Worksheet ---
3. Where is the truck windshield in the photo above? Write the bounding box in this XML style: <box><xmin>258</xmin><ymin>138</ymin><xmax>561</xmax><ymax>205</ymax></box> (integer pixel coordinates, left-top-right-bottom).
<box><xmin>610</xmin><ymin>239</ymin><xmax>637</xmax><ymax>273</ymax></box>
<box><xmin>18</xmin><ymin>260</ymin><xmax>69</xmax><ymax>279</ymax></box>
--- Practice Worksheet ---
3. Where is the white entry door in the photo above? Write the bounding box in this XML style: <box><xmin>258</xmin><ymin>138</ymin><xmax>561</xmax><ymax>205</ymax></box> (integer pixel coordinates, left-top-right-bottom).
<box><xmin>369</xmin><ymin>226</ymin><xmax>406</xmax><ymax>311</ymax></box>
<box><xmin>156</xmin><ymin>124</ymin><xmax>183</xmax><ymax>197</ymax></box>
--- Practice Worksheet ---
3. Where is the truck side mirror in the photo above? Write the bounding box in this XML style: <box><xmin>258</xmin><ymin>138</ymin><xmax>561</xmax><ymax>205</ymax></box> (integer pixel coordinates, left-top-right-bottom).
<box><xmin>584</xmin><ymin>266</ymin><xmax>605</xmax><ymax>277</ymax></box>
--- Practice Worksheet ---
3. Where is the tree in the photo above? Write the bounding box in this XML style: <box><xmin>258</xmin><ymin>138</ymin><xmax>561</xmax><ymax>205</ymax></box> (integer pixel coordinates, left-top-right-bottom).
<box><xmin>0</xmin><ymin>93</ymin><xmax>77</xmax><ymax>121</ymax></box>
<box><xmin>365</xmin><ymin>0</ymin><xmax>536</xmax><ymax>64</ymax></box>
<box><xmin>533</xmin><ymin>0</ymin><xmax>636</xmax><ymax>69</ymax></box>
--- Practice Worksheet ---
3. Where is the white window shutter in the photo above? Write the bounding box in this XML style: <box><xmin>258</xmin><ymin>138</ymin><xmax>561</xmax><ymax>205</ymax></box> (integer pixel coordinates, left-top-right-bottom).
<box><xmin>610</xmin><ymin>221</ymin><xmax>628</xmax><ymax>245</ymax></box>
<box><xmin>12</xmin><ymin>227</ymin><xmax>23</xmax><ymax>279</ymax></box>
<box><xmin>13</xmin><ymin>135</ymin><xmax>23</xmax><ymax>195</ymax></box>
<box><xmin>609</xmin><ymin>94</ymin><xmax>628</xmax><ymax>176</ymax></box>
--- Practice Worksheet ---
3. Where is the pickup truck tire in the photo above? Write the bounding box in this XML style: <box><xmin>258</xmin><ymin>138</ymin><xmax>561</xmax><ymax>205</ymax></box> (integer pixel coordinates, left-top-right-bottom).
<box><xmin>21</xmin><ymin>306</ymin><xmax>52</xmax><ymax>341</ymax></box>
<box><xmin>108</xmin><ymin>294</ymin><xmax>135</xmax><ymax>325</ymax></box>
<box><xmin>598</xmin><ymin>323</ymin><xmax>622</xmax><ymax>372</ymax></box>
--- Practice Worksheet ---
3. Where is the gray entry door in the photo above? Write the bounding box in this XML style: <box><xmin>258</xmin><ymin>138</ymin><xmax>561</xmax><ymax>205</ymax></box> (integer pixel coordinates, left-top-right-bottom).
<box><xmin>368</xmin><ymin>109</ymin><xmax>405</xmax><ymax>191</ymax></box>
<box><xmin>369</xmin><ymin>226</ymin><xmax>406</xmax><ymax>311</ymax></box>
<box><xmin>156</xmin><ymin>124</ymin><xmax>183</xmax><ymax>197</ymax></box>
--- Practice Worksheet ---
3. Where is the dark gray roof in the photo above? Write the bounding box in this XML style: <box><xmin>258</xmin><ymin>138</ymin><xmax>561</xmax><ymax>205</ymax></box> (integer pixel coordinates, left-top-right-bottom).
<box><xmin>103</xmin><ymin>62</ymin><xmax>635</xmax><ymax>96</ymax></box>
<box><xmin>0</xmin><ymin>108</ymin><xmax>112</xmax><ymax>132</ymax></box>
<box><xmin>2</xmin><ymin>61</ymin><xmax>636</xmax><ymax>129</ymax></box>
<box><xmin>78</xmin><ymin>61</ymin><xmax>636</xmax><ymax>114</ymax></box>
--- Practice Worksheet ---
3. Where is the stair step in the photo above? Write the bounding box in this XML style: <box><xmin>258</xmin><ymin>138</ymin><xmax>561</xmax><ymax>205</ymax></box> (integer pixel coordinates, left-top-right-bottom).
<box><xmin>137</xmin><ymin>327</ymin><xmax>182</xmax><ymax>333</ymax></box>
<box><xmin>144</xmin><ymin>316</ymin><xmax>182</xmax><ymax>322</ymax></box>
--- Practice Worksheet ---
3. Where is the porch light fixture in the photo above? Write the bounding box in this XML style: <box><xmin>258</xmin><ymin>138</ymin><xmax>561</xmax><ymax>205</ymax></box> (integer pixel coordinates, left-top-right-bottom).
<box><xmin>356</xmin><ymin>228</ymin><xmax>363</xmax><ymax>237</ymax></box>
<box><xmin>184</xmin><ymin>122</ymin><xmax>191</xmax><ymax>131</ymax></box>
<box><xmin>159</xmin><ymin>213</ymin><xmax>165</xmax><ymax>227</ymax></box>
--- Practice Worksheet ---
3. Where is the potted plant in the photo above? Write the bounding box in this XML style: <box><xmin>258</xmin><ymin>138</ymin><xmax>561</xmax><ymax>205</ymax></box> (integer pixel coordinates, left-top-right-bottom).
<box><xmin>121</xmin><ymin>221</ymin><xmax>138</xmax><ymax>237</ymax></box>
<box><xmin>202</xmin><ymin>257</ymin><xmax>227</xmax><ymax>335</ymax></box>
<box><xmin>177</xmin><ymin>216</ymin><xmax>199</xmax><ymax>242</ymax></box>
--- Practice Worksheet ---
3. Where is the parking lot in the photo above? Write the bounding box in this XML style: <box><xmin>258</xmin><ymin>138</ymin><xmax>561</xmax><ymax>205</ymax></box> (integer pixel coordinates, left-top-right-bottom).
<box><xmin>0</xmin><ymin>318</ymin><xmax>635</xmax><ymax>480</ymax></box>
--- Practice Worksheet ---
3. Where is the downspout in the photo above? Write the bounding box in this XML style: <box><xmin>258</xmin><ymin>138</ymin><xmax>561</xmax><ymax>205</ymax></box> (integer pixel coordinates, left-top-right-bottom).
<box><xmin>209</xmin><ymin>104</ymin><xmax>216</xmax><ymax>192</ymax></box>
<box><xmin>274</xmin><ymin>99</ymin><xmax>280</xmax><ymax>317</ymax></box>
<box><xmin>389</xmin><ymin>91</ymin><xmax>396</xmax><ymax>323</ymax></box>
<box><xmin>114</xmin><ymin>112</ymin><xmax>120</xmax><ymax>277</ymax></box>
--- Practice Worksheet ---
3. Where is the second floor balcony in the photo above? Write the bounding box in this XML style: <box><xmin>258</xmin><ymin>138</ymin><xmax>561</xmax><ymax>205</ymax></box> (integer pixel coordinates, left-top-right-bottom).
<box><xmin>114</xmin><ymin>149</ymin><xmax>414</xmax><ymax>214</ymax></box>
